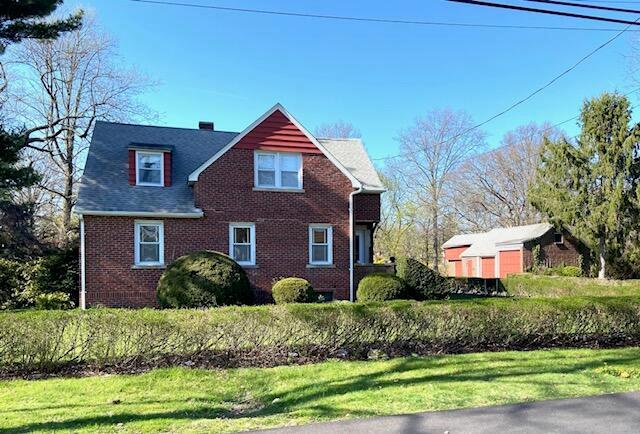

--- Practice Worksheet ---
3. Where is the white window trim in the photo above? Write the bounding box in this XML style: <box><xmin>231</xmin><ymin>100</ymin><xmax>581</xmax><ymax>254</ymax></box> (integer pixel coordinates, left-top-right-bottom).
<box><xmin>229</xmin><ymin>222</ymin><xmax>256</xmax><ymax>266</ymax></box>
<box><xmin>136</xmin><ymin>150</ymin><xmax>164</xmax><ymax>187</ymax></box>
<box><xmin>554</xmin><ymin>231</ymin><xmax>564</xmax><ymax>245</ymax></box>
<box><xmin>134</xmin><ymin>220</ymin><xmax>164</xmax><ymax>266</ymax></box>
<box><xmin>309</xmin><ymin>224</ymin><xmax>333</xmax><ymax>265</ymax></box>
<box><xmin>254</xmin><ymin>151</ymin><xmax>303</xmax><ymax>190</ymax></box>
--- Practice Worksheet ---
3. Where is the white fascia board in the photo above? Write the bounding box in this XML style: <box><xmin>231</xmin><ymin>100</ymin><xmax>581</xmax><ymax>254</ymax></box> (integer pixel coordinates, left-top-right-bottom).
<box><xmin>187</xmin><ymin>103</ymin><xmax>363</xmax><ymax>189</ymax></box>
<box><xmin>75</xmin><ymin>209</ymin><xmax>204</xmax><ymax>218</ymax></box>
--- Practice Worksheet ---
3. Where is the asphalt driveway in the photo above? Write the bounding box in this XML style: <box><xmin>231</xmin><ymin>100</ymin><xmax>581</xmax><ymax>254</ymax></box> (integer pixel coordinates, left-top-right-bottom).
<box><xmin>255</xmin><ymin>391</ymin><xmax>640</xmax><ymax>433</ymax></box>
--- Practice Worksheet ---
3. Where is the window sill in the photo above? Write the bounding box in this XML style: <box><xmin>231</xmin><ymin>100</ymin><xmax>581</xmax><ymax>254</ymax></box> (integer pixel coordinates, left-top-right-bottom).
<box><xmin>253</xmin><ymin>187</ymin><xmax>305</xmax><ymax>193</ymax></box>
<box><xmin>240</xmin><ymin>264</ymin><xmax>259</xmax><ymax>269</ymax></box>
<box><xmin>306</xmin><ymin>264</ymin><xmax>335</xmax><ymax>269</ymax></box>
<box><xmin>132</xmin><ymin>264</ymin><xmax>166</xmax><ymax>270</ymax></box>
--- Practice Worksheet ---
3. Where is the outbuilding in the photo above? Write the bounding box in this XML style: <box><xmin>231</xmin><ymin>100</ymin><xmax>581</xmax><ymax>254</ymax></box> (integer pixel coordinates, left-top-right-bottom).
<box><xmin>443</xmin><ymin>223</ymin><xmax>587</xmax><ymax>279</ymax></box>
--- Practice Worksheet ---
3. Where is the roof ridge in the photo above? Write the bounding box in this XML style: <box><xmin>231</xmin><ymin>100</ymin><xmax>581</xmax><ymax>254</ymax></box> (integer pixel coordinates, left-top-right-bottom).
<box><xmin>96</xmin><ymin>120</ymin><xmax>240</xmax><ymax>134</ymax></box>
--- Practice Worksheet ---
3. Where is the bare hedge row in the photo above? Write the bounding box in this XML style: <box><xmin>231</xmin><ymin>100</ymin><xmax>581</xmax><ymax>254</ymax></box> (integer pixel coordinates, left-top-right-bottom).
<box><xmin>1</xmin><ymin>297</ymin><xmax>640</xmax><ymax>375</ymax></box>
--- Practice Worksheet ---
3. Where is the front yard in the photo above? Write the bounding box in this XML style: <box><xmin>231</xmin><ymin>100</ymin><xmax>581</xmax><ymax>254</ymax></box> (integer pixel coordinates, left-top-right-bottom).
<box><xmin>3</xmin><ymin>347</ymin><xmax>640</xmax><ymax>433</ymax></box>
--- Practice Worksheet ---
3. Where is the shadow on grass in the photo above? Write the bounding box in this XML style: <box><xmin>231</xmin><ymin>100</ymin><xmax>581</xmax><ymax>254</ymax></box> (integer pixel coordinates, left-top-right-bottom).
<box><xmin>3</xmin><ymin>350</ymin><xmax>638</xmax><ymax>433</ymax></box>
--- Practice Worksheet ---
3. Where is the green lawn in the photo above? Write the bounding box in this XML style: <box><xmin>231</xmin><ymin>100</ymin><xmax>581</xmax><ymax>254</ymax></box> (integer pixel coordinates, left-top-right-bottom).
<box><xmin>502</xmin><ymin>273</ymin><xmax>640</xmax><ymax>297</ymax></box>
<box><xmin>2</xmin><ymin>348</ymin><xmax>640</xmax><ymax>433</ymax></box>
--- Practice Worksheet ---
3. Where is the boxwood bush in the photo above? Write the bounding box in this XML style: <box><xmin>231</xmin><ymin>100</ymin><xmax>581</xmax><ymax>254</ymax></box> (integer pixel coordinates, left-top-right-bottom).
<box><xmin>357</xmin><ymin>273</ymin><xmax>407</xmax><ymax>302</ymax></box>
<box><xmin>157</xmin><ymin>251</ymin><xmax>253</xmax><ymax>308</ymax></box>
<box><xmin>2</xmin><ymin>297</ymin><xmax>640</xmax><ymax>375</ymax></box>
<box><xmin>396</xmin><ymin>257</ymin><xmax>450</xmax><ymax>300</ymax></box>
<box><xmin>272</xmin><ymin>277</ymin><xmax>315</xmax><ymax>304</ymax></box>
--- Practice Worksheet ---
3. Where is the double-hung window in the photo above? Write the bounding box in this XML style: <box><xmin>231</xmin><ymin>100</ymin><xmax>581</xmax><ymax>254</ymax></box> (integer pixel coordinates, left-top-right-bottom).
<box><xmin>309</xmin><ymin>225</ymin><xmax>333</xmax><ymax>265</ymax></box>
<box><xmin>229</xmin><ymin>223</ymin><xmax>256</xmax><ymax>265</ymax></box>
<box><xmin>134</xmin><ymin>221</ymin><xmax>164</xmax><ymax>266</ymax></box>
<box><xmin>136</xmin><ymin>151</ymin><xmax>163</xmax><ymax>186</ymax></box>
<box><xmin>255</xmin><ymin>151</ymin><xmax>302</xmax><ymax>189</ymax></box>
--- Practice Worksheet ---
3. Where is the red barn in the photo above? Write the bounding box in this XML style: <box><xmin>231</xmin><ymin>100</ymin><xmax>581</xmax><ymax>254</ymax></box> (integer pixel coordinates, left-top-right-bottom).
<box><xmin>442</xmin><ymin>223</ymin><xmax>587</xmax><ymax>279</ymax></box>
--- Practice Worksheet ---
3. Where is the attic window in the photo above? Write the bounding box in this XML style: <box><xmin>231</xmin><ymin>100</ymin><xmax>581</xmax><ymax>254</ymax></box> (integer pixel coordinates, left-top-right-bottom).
<box><xmin>136</xmin><ymin>151</ymin><xmax>164</xmax><ymax>186</ymax></box>
<box><xmin>554</xmin><ymin>231</ymin><xmax>564</xmax><ymax>245</ymax></box>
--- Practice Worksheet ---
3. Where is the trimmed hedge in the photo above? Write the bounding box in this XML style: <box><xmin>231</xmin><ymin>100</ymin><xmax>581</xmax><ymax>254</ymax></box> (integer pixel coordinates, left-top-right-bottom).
<box><xmin>357</xmin><ymin>273</ymin><xmax>406</xmax><ymax>302</ymax></box>
<box><xmin>2</xmin><ymin>297</ymin><xmax>640</xmax><ymax>375</ymax></box>
<box><xmin>272</xmin><ymin>278</ymin><xmax>315</xmax><ymax>304</ymax></box>
<box><xmin>503</xmin><ymin>273</ymin><xmax>640</xmax><ymax>298</ymax></box>
<box><xmin>396</xmin><ymin>257</ymin><xmax>450</xmax><ymax>300</ymax></box>
<box><xmin>157</xmin><ymin>251</ymin><xmax>253</xmax><ymax>308</ymax></box>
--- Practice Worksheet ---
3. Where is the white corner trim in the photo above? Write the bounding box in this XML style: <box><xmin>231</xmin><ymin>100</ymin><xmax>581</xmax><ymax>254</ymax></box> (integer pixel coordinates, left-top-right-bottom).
<box><xmin>187</xmin><ymin>103</ymin><xmax>363</xmax><ymax>189</ymax></box>
<box><xmin>75</xmin><ymin>209</ymin><xmax>203</xmax><ymax>218</ymax></box>
<box><xmin>80</xmin><ymin>216</ymin><xmax>86</xmax><ymax>310</ymax></box>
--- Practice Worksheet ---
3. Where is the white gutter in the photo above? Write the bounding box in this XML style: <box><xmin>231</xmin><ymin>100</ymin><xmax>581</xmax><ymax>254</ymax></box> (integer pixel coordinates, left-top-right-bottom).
<box><xmin>349</xmin><ymin>186</ymin><xmax>363</xmax><ymax>302</ymax></box>
<box><xmin>75</xmin><ymin>209</ymin><xmax>203</xmax><ymax>218</ymax></box>
<box><xmin>80</xmin><ymin>216</ymin><xmax>86</xmax><ymax>310</ymax></box>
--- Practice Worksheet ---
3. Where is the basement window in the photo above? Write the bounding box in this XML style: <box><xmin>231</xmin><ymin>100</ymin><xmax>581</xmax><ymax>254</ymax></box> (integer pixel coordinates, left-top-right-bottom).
<box><xmin>554</xmin><ymin>231</ymin><xmax>564</xmax><ymax>245</ymax></box>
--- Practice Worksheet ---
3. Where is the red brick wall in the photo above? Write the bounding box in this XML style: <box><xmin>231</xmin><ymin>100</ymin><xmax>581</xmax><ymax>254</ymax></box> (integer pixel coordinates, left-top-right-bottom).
<box><xmin>523</xmin><ymin>229</ymin><xmax>588</xmax><ymax>271</ymax></box>
<box><xmin>84</xmin><ymin>147</ymin><xmax>355</xmax><ymax>307</ymax></box>
<box><xmin>354</xmin><ymin>193</ymin><xmax>380</xmax><ymax>222</ymax></box>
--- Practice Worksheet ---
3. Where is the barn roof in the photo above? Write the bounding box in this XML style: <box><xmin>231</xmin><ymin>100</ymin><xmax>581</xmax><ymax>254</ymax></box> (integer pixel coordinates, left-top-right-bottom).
<box><xmin>443</xmin><ymin>223</ymin><xmax>554</xmax><ymax>258</ymax></box>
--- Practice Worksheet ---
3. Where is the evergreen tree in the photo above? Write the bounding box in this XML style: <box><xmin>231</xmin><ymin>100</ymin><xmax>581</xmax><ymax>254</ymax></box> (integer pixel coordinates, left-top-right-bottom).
<box><xmin>0</xmin><ymin>0</ymin><xmax>82</xmax><ymax>54</ymax></box>
<box><xmin>529</xmin><ymin>93</ymin><xmax>640</xmax><ymax>279</ymax></box>
<box><xmin>0</xmin><ymin>1</ymin><xmax>81</xmax><ymax>257</ymax></box>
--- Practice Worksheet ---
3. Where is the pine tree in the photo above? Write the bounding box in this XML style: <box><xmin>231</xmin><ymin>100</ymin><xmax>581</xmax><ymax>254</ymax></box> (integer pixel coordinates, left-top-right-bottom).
<box><xmin>529</xmin><ymin>93</ymin><xmax>640</xmax><ymax>279</ymax></box>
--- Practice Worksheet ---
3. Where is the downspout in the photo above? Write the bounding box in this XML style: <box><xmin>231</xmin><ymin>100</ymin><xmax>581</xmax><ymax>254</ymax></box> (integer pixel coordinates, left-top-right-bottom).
<box><xmin>349</xmin><ymin>186</ymin><xmax>363</xmax><ymax>302</ymax></box>
<box><xmin>80</xmin><ymin>216</ymin><xmax>86</xmax><ymax>310</ymax></box>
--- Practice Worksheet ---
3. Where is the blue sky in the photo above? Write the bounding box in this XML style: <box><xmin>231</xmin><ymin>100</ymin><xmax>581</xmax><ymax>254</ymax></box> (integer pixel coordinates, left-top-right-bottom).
<box><xmin>74</xmin><ymin>0</ymin><xmax>638</xmax><ymax>161</ymax></box>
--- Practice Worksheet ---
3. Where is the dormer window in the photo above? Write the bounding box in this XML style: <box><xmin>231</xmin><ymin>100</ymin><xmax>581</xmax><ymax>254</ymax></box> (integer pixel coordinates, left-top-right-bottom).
<box><xmin>136</xmin><ymin>151</ymin><xmax>164</xmax><ymax>186</ymax></box>
<box><xmin>254</xmin><ymin>151</ymin><xmax>302</xmax><ymax>190</ymax></box>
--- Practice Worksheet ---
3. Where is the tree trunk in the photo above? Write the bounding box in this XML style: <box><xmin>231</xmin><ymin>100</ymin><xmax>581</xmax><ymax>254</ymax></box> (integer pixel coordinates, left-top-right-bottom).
<box><xmin>433</xmin><ymin>208</ymin><xmax>439</xmax><ymax>271</ymax></box>
<box><xmin>59</xmin><ymin>131</ymin><xmax>74</xmax><ymax>245</ymax></box>
<box><xmin>598</xmin><ymin>233</ymin><xmax>606</xmax><ymax>280</ymax></box>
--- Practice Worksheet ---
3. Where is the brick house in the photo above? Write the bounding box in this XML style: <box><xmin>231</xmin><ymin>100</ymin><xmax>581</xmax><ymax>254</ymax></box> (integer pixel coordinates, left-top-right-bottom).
<box><xmin>75</xmin><ymin>104</ymin><xmax>387</xmax><ymax>308</ymax></box>
<box><xmin>443</xmin><ymin>223</ymin><xmax>588</xmax><ymax>279</ymax></box>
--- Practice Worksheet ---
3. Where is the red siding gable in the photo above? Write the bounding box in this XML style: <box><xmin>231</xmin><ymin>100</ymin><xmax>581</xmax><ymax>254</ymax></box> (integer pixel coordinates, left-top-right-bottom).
<box><xmin>234</xmin><ymin>109</ymin><xmax>322</xmax><ymax>154</ymax></box>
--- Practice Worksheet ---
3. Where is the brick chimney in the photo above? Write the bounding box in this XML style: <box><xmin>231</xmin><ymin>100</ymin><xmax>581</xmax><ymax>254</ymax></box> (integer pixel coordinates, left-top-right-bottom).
<box><xmin>199</xmin><ymin>121</ymin><xmax>214</xmax><ymax>131</ymax></box>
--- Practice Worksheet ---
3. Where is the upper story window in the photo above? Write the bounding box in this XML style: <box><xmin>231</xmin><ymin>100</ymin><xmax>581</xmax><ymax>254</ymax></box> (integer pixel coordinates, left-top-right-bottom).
<box><xmin>255</xmin><ymin>151</ymin><xmax>302</xmax><ymax>190</ymax></box>
<box><xmin>134</xmin><ymin>221</ymin><xmax>164</xmax><ymax>266</ymax></box>
<box><xmin>229</xmin><ymin>223</ymin><xmax>256</xmax><ymax>266</ymax></box>
<box><xmin>554</xmin><ymin>231</ymin><xmax>564</xmax><ymax>244</ymax></box>
<box><xmin>309</xmin><ymin>224</ymin><xmax>333</xmax><ymax>265</ymax></box>
<box><xmin>136</xmin><ymin>151</ymin><xmax>164</xmax><ymax>186</ymax></box>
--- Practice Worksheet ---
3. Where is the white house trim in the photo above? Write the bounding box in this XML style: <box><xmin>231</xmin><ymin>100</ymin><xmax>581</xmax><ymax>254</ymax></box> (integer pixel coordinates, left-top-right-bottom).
<box><xmin>187</xmin><ymin>103</ymin><xmax>362</xmax><ymax>189</ymax></box>
<box><xmin>75</xmin><ymin>209</ymin><xmax>203</xmax><ymax>218</ymax></box>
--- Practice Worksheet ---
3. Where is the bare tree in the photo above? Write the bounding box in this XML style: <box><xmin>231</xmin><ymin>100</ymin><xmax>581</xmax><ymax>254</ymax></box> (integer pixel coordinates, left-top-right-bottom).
<box><xmin>452</xmin><ymin>123</ymin><xmax>562</xmax><ymax>231</ymax></box>
<box><xmin>7</xmin><ymin>16</ymin><xmax>155</xmax><ymax>243</ymax></box>
<box><xmin>396</xmin><ymin>109</ymin><xmax>485</xmax><ymax>268</ymax></box>
<box><xmin>314</xmin><ymin>120</ymin><xmax>361</xmax><ymax>138</ymax></box>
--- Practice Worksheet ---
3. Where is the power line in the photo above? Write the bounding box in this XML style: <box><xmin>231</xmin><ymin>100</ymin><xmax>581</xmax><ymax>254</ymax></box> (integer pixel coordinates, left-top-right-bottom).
<box><xmin>372</xmin><ymin>16</ymin><xmax>638</xmax><ymax>163</ymax></box>
<box><xmin>524</xmin><ymin>0</ymin><xmax>640</xmax><ymax>13</ymax></box>
<box><xmin>128</xmin><ymin>0</ymin><xmax>640</xmax><ymax>32</ymax></box>
<box><xmin>448</xmin><ymin>0</ymin><xmax>640</xmax><ymax>25</ymax></box>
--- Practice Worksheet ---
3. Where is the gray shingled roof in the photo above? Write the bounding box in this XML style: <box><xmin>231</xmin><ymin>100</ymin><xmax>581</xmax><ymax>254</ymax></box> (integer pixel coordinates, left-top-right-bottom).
<box><xmin>319</xmin><ymin>138</ymin><xmax>384</xmax><ymax>192</ymax></box>
<box><xmin>76</xmin><ymin>121</ymin><xmax>238</xmax><ymax>215</ymax></box>
<box><xmin>76</xmin><ymin>122</ymin><xmax>383</xmax><ymax>215</ymax></box>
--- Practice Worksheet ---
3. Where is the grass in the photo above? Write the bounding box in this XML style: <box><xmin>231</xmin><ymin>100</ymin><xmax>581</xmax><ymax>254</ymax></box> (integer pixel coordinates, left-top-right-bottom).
<box><xmin>502</xmin><ymin>273</ymin><xmax>640</xmax><ymax>297</ymax></box>
<box><xmin>2</xmin><ymin>348</ymin><xmax>640</xmax><ymax>433</ymax></box>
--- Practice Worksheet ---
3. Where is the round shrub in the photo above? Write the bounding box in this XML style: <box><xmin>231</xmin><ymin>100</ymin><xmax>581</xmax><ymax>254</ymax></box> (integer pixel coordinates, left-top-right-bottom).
<box><xmin>272</xmin><ymin>277</ymin><xmax>315</xmax><ymax>304</ymax></box>
<box><xmin>396</xmin><ymin>257</ymin><xmax>450</xmax><ymax>300</ymax></box>
<box><xmin>356</xmin><ymin>273</ymin><xmax>407</xmax><ymax>302</ymax></box>
<box><xmin>157</xmin><ymin>251</ymin><xmax>253</xmax><ymax>308</ymax></box>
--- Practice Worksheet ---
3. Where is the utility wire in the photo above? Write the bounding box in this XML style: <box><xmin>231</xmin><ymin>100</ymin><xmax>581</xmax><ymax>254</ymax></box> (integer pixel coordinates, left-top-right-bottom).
<box><xmin>524</xmin><ymin>0</ymin><xmax>640</xmax><ymax>13</ymax></box>
<box><xmin>128</xmin><ymin>0</ymin><xmax>640</xmax><ymax>32</ymax></box>
<box><xmin>448</xmin><ymin>0</ymin><xmax>640</xmax><ymax>25</ymax></box>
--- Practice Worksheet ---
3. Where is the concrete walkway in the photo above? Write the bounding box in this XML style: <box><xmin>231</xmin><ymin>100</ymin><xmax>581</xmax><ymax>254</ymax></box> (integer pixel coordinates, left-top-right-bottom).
<box><xmin>255</xmin><ymin>391</ymin><xmax>640</xmax><ymax>433</ymax></box>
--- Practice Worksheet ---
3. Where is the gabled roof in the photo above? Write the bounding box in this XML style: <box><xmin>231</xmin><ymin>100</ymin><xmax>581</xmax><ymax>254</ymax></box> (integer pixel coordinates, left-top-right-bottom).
<box><xmin>76</xmin><ymin>105</ymin><xmax>384</xmax><ymax>216</ymax></box>
<box><xmin>187</xmin><ymin>103</ymin><xmax>381</xmax><ymax>191</ymax></box>
<box><xmin>442</xmin><ymin>223</ymin><xmax>554</xmax><ymax>258</ymax></box>
<box><xmin>442</xmin><ymin>232</ymin><xmax>485</xmax><ymax>249</ymax></box>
